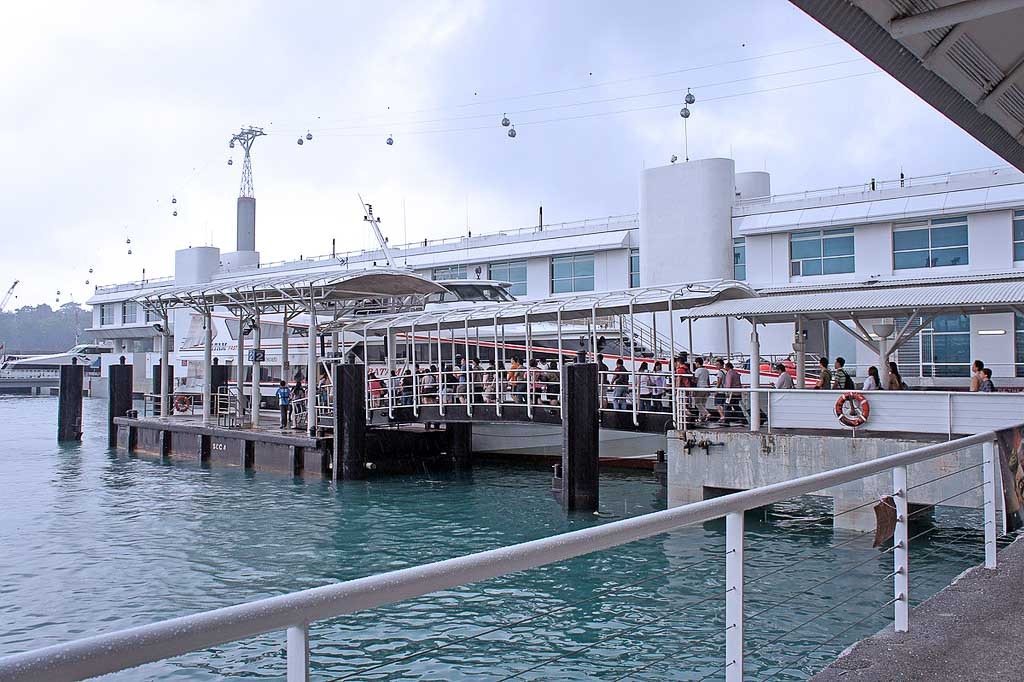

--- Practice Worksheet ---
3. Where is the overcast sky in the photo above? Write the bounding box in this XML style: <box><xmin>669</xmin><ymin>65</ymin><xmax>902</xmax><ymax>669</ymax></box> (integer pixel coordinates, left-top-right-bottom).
<box><xmin>0</xmin><ymin>0</ymin><xmax>1008</xmax><ymax>306</ymax></box>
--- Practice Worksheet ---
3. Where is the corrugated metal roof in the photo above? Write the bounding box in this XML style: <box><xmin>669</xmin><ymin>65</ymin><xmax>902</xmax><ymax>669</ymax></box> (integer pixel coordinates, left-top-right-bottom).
<box><xmin>687</xmin><ymin>277</ymin><xmax>1024</xmax><ymax>322</ymax></box>
<box><xmin>328</xmin><ymin>279</ymin><xmax>756</xmax><ymax>335</ymax></box>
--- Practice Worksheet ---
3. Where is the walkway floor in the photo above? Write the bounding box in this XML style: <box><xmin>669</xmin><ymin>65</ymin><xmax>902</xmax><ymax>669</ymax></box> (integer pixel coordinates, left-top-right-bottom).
<box><xmin>811</xmin><ymin>535</ymin><xmax>1023</xmax><ymax>681</ymax></box>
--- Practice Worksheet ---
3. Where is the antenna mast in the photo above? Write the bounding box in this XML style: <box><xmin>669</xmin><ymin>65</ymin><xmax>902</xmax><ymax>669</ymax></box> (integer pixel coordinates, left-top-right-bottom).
<box><xmin>358</xmin><ymin>195</ymin><xmax>396</xmax><ymax>269</ymax></box>
<box><xmin>229</xmin><ymin>127</ymin><xmax>266</xmax><ymax>198</ymax></box>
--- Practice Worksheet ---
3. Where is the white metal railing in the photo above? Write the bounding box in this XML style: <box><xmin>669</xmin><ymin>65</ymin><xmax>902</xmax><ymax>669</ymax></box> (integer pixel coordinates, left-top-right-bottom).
<box><xmin>0</xmin><ymin>429</ymin><xmax>1006</xmax><ymax>681</ymax></box>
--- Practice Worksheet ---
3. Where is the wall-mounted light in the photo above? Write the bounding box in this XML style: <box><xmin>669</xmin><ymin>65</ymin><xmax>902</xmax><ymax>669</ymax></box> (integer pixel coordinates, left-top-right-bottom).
<box><xmin>977</xmin><ymin>329</ymin><xmax>1006</xmax><ymax>335</ymax></box>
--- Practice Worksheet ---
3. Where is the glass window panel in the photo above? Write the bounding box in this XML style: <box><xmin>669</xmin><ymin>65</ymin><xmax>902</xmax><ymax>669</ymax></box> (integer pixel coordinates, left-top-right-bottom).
<box><xmin>552</xmin><ymin>260</ymin><xmax>572</xmax><ymax>278</ymax></box>
<box><xmin>930</xmin><ymin>215</ymin><xmax>968</xmax><ymax>226</ymax></box>
<box><xmin>1015</xmin><ymin>242</ymin><xmax>1024</xmax><ymax>262</ymax></box>
<box><xmin>823</xmin><ymin>227</ymin><xmax>854</xmax><ymax>236</ymax></box>
<box><xmin>822</xmin><ymin>235</ymin><xmax>854</xmax><ymax>257</ymax></box>
<box><xmin>791</xmin><ymin>239</ymin><xmax>821</xmax><ymax>260</ymax></box>
<box><xmin>894</xmin><ymin>250</ymin><xmax>930</xmax><ymax>270</ymax></box>
<box><xmin>800</xmin><ymin>259</ymin><xmax>822</xmax><ymax>276</ymax></box>
<box><xmin>791</xmin><ymin>261</ymin><xmax>801</xmax><ymax>276</ymax></box>
<box><xmin>734</xmin><ymin>264</ymin><xmax>746</xmax><ymax>280</ymax></box>
<box><xmin>930</xmin><ymin>247</ymin><xmax>968</xmax><ymax>267</ymax></box>
<box><xmin>893</xmin><ymin>229</ymin><xmax>929</xmax><ymax>251</ymax></box>
<box><xmin>509</xmin><ymin>282</ymin><xmax>527</xmax><ymax>296</ymax></box>
<box><xmin>1013</xmin><ymin>219</ymin><xmax>1024</xmax><ymax>242</ymax></box>
<box><xmin>931</xmin><ymin>225</ymin><xmax>968</xmax><ymax>248</ymax></box>
<box><xmin>574</xmin><ymin>276</ymin><xmax>594</xmax><ymax>292</ymax></box>
<box><xmin>552</xmin><ymin>279</ymin><xmax>572</xmax><ymax>294</ymax></box>
<box><xmin>573</xmin><ymin>256</ymin><xmax>594</xmax><ymax>277</ymax></box>
<box><xmin>822</xmin><ymin>255</ymin><xmax>855</xmax><ymax>274</ymax></box>
<box><xmin>932</xmin><ymin>314</ymin><xmax>969</xmax><ymax>333</ymax></box>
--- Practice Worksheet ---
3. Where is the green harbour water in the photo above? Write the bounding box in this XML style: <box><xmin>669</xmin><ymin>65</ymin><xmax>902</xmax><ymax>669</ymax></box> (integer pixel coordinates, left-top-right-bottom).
<box><xmin>0</xmin><ymin>396</ymin><xmax>992</xmax><ymax>680</ymax></box>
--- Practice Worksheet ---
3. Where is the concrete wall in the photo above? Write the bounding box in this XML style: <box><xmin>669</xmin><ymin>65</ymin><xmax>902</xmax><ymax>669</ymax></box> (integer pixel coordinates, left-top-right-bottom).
<box><xmin>666</xmin><ymin>429</ymin><xmax>984</xmax><ymax>530</ymax></box>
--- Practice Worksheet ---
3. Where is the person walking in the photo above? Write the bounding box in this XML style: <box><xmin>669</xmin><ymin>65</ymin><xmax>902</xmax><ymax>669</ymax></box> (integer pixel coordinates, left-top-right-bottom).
<box><xmin>831</xmin><ymin>357</ymin><xmax>853</xmax><ymax>390</ymax></box>
<box><xmin>979</xmin><ymin>367</ymin><xmax>995</xmax><ymax>392</ymax></box>
<box><xmin>862</xmin><ymin>366</ymin><xmax>880</xmax><ymax>391</ymax></box>
<box><xmin>611</xmin><ymin>359</ymin><xmax>629</xmax><ymax>411</ymax></box>
<box><xmin>773</xmin><ymin>363</ymin><xmax>794</xmax><ymax>389</ymax></box>
<box><xmin>970</xmin><ymin>359</ymin><xmax>985</xmax><ymax>392</ymax></box>
<box><xmin>693</xmin><ymin>356</ymin><xmax>711</xmax><ymax>422</ymax></box>
<box><xmin>637</xmin><ymin>361</ymin><xmax>651</xmax><ymax>411</ymax></box>
<box><xmin>275</xmin><ymin>380</ymin><xmax>291</xmax><ymax>428</ymax></box>
<box><xmin>888</xmin><ymin>361</ymin><xmax>905</xmax><ymax>390</ymax></box>
<box><xmin>651</xmin><ymin>361</ymin><xmax>667</xmax><ymax>411</ymax></box>
<box><xmin>723</xmin><ymin>361</ymin><xmax>743</xmax><ymax>425</ymax></box>
<box><xmin>713</xmin><ymin>358</ymin><xmax>728</xmax><ymax>422</ymax></box>
<box><xmin>815</xmin><ymin>357</ymin><xmax>832</xmax><ymax>390</ymax></box>
<box><xmin>291</xmin><ymin>380</ymin><xmax>306</xmax><ymax>428</ymax></box>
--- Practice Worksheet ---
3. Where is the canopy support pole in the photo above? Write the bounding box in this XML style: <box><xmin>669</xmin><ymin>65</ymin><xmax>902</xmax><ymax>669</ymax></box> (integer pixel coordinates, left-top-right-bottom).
<box><xmin>203</xmin><ymin>311</ymin><xmax>213</xmax><ymax>425</ymax></box>
<box><xmin>159</xmin><ymin>308</ymin><xmax>171</xmax><ymax>418</ymax></box>
<box><xmin>307</xmin><ymin>292</ymin><xmax>317</xmax><ymax>437</ymax></box>
<box><xmin>250</xmin><ymin>309</ymin><xmax>262</xmax><ymax>428</ymax></box>
<box><xmin>749</xmin><ymin>318</ymin><xmax>760</xmax><ymax>433</ymax></box>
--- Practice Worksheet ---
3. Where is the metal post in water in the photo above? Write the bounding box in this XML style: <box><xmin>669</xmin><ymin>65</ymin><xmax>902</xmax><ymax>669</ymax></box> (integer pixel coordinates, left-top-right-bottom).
<box><xmin>108</xmin><ymin>358</ymin><xmax>133</xmax><ymax>447</ymax></box>
<box><xmin>57</xmin><ymin>359</ymin><xmax>84</xmax><ymax>442</ymax></box>
<box><xmin>893</xmin><ymin>465</ymin><xmax>910</xmax><ymax>632</ymax></box>
<box><xmin>560</xmin><ymin>361</ymin><xmax>599</xmax><ymax>512</ymax></box>
<box><xmin>725</xmin><ymin>511</ymin><xmax>744</xmax><ymax>682</ymax></box>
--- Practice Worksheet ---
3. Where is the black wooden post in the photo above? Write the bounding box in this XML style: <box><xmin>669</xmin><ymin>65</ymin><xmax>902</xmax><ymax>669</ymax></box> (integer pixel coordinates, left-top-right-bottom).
<box><xmin>561</xmin><ymin>361</ymin><xmax>599</xmax><ymax>511</ymax></box>
<box><xmin>333</xmin><ymin>361</ymin><xmax>366</xmax><ymax>480</ymax></box>
<box><xmin>108</xmin><ymin>359</ymin><xmax>133</xmax><ymax>447</ymax></box>
<box><xmin>151</xmin><ymin>363</ymin><xmax>174</xmax><ymax>415</ymax></box>
<box><xmin>447</xmin><ymin>422</ymin><xmax>473</xmax><ymax>471</ymax></box>
<box><xmin>57</xmin><ymin>362</ymin><xmax>84</xmax><ymax>442</ymax></box>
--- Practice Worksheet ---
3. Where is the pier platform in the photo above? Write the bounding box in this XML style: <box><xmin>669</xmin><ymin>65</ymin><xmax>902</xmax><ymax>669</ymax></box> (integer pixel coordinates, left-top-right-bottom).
<box><xmin>811</xmin><ymin>535</ymin><xmax>1024</xmax><ymax>681</ymax></box>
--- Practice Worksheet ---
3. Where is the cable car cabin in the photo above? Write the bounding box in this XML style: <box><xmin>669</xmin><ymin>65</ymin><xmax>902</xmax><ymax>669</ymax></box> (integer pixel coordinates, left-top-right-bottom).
<box><xmin>424</xmin><ymin>280</ymin><xmax>516</xmax><ymax>310</ymax></box>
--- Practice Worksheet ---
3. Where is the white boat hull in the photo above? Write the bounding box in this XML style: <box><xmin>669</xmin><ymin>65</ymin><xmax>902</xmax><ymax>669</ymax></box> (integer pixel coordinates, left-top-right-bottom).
<box><xmin>471</xmin><ymin>422</ymin><xmax>666</xmax><ymax>460</ymax></box>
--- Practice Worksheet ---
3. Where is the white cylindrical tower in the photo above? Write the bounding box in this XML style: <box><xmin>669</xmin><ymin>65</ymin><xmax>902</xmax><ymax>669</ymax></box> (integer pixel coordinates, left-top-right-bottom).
<box><xmin>639</xmin><ymin>157</ymin><xmax>736</xmax><ymax>356</ymax></box>
<box><xmin>735</xmin><ymin>171</ymin><xmax>771</xmax><ymax>202</ymax></box>
<box><xmin>639</xmin><ymin>157</ymin><xmax>735</xmax><ymax>287</ymax></box>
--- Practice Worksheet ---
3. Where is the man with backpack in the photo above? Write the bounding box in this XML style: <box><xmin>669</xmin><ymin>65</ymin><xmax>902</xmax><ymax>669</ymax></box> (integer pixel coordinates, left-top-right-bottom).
<box><xmin>275</xmin><ymin>380</ymin><xmax>292</xmax><ymax>428</ymax></box>
<box><xmin>831</xmin><ymin>357</ymin><xmax>855</xmax><ymax>390</ymax></box>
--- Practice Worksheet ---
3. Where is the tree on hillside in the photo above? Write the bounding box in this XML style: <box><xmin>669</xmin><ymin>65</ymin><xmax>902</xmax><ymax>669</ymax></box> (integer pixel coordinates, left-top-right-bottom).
<box><xmin>0</xmin><ymin>303</ymin><xmax>90</xmax><ymax>354</ymax></box>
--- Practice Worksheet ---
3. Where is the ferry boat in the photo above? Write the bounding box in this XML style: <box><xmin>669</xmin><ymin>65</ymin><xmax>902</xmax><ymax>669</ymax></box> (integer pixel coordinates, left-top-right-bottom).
<box><xmin>0</xmin><ymin>342</ymin><xmax>111</xmax><ymax>375</ymax></box>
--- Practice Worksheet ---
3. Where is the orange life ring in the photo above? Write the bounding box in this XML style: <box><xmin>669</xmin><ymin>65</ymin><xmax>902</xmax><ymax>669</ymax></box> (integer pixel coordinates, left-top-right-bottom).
<box><xmin>835</xmin><ymin>391</ymin><xmax>869</xmax><ymax>427</ymax></box>
<box><xmin>174</xmin><ymin>394</ymin><xmax>192</xmax><ymax>413</ymax></box>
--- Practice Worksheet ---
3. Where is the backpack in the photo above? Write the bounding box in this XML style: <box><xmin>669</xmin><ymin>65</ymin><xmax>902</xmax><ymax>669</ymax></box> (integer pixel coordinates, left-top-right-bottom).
<box><xmin>844</xmin><ymin>373</ymin><xmax>855</xmax><ymax>390</ymax></box>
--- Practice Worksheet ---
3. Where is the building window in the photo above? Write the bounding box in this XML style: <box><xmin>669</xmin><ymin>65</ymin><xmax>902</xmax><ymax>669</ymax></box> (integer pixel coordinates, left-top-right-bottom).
<box><xmin>145</xmin><ymin>307</ymin><xmax>158</xmax><ymax>323</ymax></box>
<box><xmin>432</xmin><ymin>264</ymin><xmax>467</xmax><ymax>280</ymax></box>
<box><xmin>488</xmin><ymin>260</ymin><xmax>528</xmax><ymax>296</ymax></box>
<box><xmin>551</xmin><ymin>253</ymin><xmax>595</xmax><ymax>293</ymax></box>
<box><xmin>99</xmin><ymin>304</ymin><xmax>113</xmax><ymax>326</ymax></box>
<box><xmin>629</xmin><ymin>248</ymin><xmax>640</xmax><ymax>288</ymax></box>
<box><xmin>733</xmin><ymin>237</ymin><xmax>746</xmax><ymax>280</ymax></box>
<box><xmin>790</xmin><ymin>228</ymin><xmax>854</xmax><ymax>276</ymax></box>
<box><xmin>920</xmin><ymin>314</ymin><xmax>971</xmax><ymax>378</ymax></box>
<box><xmin>121</xmin><ymin>301</ymin><xmax>137</xmax><ymax>324</ymax></box>
<box><xmin>1014</xmin><ymin>210</ymin><xmax>1024</xmax><ymax>262</ymax></box>
<box><xmin>1016</xmin><ymin>313</ymin><xmax>1024</xmax><ymax>377</ymax></box>
<box><xmin>893</xmin><ymin>216</ymin><xmax>968</xmax><ymax>270</ymax></box>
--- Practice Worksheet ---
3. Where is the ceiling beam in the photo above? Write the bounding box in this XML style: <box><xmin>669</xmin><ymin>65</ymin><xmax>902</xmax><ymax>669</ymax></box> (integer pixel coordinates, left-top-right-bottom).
<box><xmin>977</xmin><ymin>50</ymin><xmax>1024</xmax><ymax>114</ymax></box>
<box><xmin>890</xmin><ymin>0</ymin><xmax>1024</xmax><ymax>39</ymax></box>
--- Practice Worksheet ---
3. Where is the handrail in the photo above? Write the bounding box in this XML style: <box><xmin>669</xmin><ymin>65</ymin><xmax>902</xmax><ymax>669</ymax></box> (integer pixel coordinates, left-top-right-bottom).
<box><xmin>0</xmin><ymin>428</ymin><xmax>1001</xmax><ymax>682</ymax></box>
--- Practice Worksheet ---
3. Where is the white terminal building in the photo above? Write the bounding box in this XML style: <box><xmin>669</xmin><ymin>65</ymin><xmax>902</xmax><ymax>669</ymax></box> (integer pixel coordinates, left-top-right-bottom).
<box><xmin>86</xmin><ymin>157</ymin><xmax>1024</xmax><ymax>393</ymax></box>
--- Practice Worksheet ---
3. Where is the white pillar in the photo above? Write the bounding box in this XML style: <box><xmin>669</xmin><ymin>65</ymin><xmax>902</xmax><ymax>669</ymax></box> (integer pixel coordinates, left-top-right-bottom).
<box><xmin>893</xmin><ymin>465</ymin><xmax>909</xmax><ymax>632</ymax></box>
<box><xmin>725</xmin><ymin>511</ymin><xmax>744</xmax><ymax>681</ymax></box>
<box><xmin>794</xmin><ymin>316</ymin><xmax>806</xmax><ymax>389</ymax></box>
<box><xmin>159</xmin><ymin>313</ymin><xmax>170</xmax><ymax>418</ymax></box>
<box><xmin>251</xmin><ymin>311</ymin><xmax>262</xmax><ymax>428</ymax></box>
<box><xmin>874</xmin><ymin>323</ymin><xmax>895</xmax><ymax>390</ymax></box>
<box><xmin>236</xmin><ymin>311</ymin><xmax>246</xmax><ymax>420</ymax></box>
<box><xmin>203</xmin><ymin>311</ymin><xmax>213</xmax><ymax>425</ymax></box>
<box><xmin>281</xmin><ymin>314</ymin><xmax>290</xmax><ymax>383</ymax></box>
<box><xmin>307</xmin><ymin>306</ymin><xmax>317</xmax><ymax>437</ymax></box>
<box><xmin>749</xmin><ymin>320</ymin><xmax>760</xmax><ymax>433</ymax></box>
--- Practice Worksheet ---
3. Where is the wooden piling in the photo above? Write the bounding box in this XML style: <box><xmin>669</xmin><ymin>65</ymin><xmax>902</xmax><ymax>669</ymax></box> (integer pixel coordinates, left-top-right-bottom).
<box><xmin>447</xmin><ymin>422</ymin><xmax>473</xmax><ymax>471</ymax></box>
<box><xmin>333</xmin><ymin>362</ymin><xmax>366</xmax><ymax>480</ymax></box>
<box><xmin>561</xmin><ymin>362</ymin><xmax>600</xmax><ymax>511</ymax></box>
<box><xmin>108</xmin><ymin>360</ymin><xmax>133</xmax><ymax>447</ymax></box>
<box><xmin>57</xmin><ymin>362</ymin><xmax>84</xmax><ymax>442</ymax></box>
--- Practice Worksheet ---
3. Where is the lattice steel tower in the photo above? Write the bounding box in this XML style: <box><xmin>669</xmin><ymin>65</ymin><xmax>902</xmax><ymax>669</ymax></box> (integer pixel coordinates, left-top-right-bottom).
<box><xmin>230</xmin><ymin>126</ymin><xmax>266</xmax><ymax>198</ymax></box>
<box><xmin>229</xmin><ymin>126</ymin><xmax>265</xmax><ymax>252</ymax></box>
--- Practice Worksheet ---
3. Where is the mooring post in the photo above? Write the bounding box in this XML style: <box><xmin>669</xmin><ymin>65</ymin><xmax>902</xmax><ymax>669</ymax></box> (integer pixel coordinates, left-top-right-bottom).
<box><xmin>108</xmin><ymin>358</ymin><xmax>133</xmax><ymax>447</ymax></box>
<box><xmin>561</xmin><ymin>361</ymin><xmax>599</xmax><ymax>511</ymax></box>
<box><xmin>333</xmin><ymin>360</ymin><xmax>366</xmax><ymax>481</ymax></box>
<box><xmin>57</xmin><ymin>360</ymin><xmax>84</xmax><ymax>442</ymax></box>
<box><xmin>151</xmin><ymin>363</ymin><xmax>174</xmax><ymax>416</ymax></box>
<box><xmin>447</xmin><ymin>422</ymin><xmax>473</xmax><ymax>471</ymax></box>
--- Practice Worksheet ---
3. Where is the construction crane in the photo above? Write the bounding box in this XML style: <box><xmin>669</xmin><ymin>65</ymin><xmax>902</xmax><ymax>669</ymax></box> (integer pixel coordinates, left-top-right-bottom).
<box><xmin>0</xmin><ymin>280</ymin><xmax>18</xmax><ymax>312</ymax></box>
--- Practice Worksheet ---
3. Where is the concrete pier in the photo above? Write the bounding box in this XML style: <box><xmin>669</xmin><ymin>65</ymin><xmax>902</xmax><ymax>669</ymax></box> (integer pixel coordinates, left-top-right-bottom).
<box><xmin>812</xmin><ymin>537</ymin><xmax>1024</xmax><ymax>681</ymax></box>
<box><xmin>57</xmin><ymin>363</ymin><xmax>84</xmax><ymax>442</ymax></box>
<box><xmin>667</xmin><ymin>429</ymin><xmax>985</xmax><ymax>530</ymax></box>
<box><xmin>107</xmin><ymin>361</ymin><xmax>133</xmax><ymax>447</ymax></box>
